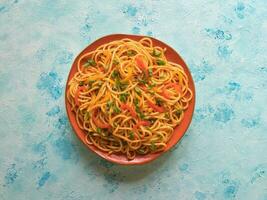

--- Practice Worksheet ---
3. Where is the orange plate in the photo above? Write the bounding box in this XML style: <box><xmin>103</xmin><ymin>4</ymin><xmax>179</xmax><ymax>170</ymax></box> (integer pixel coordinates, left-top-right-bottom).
<box><xmin>65</xmin><ymin>34</ymin><xmax>196</xmax><ymax>165</ymax></box>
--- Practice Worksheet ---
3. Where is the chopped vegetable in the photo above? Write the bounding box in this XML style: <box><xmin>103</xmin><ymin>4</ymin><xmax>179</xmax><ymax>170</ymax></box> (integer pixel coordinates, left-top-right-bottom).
<box><xmin>135</xmin><ymin>56</ymin><xmax>149</xmax><ymax>76</ymax></box>
<box><xmin>79</xmin><ymin>81</ymin><xmax>84</xmax><ymax>86</ymax></box>
<box><xmin>88</xmin><ymin>80</ymin><xmax>95</xmax><ymax>88</ymax></box>
<box><xmin>133</xmin><ymin>120</ymin><xmax>151</xmax><ymax>130</ymax></box>
<box><xmin>138</xmin><ymin>149</ymin><xmax>146</xmax><ymax>154</ymax></box>
<box><xmin>156</xmin><ymin>59</ymin><xmax>166</xmax><ymax>65</ymax></box>
<box><xmin>152</xmin><ymin>49</ymin><xmax>161</xmax><ymax>57</ymax></box>
<box><xmin>111</xmin><ymin>70</ymin><xmax>120</xmax><ymax>79</ymax></box>
<box><xmin>84</xmin><ymin>112</ymin><xmax>90</xmax><ymax>120</ymax></box>
<box><xmin>147</xmin><ymin>100</ymin><xmax>165</xmax><ymax>113</ymax></box>
<box><xmin>115</xmin><ymin>78</ymin><xmax>128</xmax><ymax>91</ymax></box>
<box><xmin>148</xmin><ymin>68</ymin><xmax>153</xmax><ymax>76</ymax></box>
<box><xmin>106</xmin><ymin>101</ymin><xmax>113</xmax><ymax>111</ymax></box>
<box><xmin>164</xmin><ymin>113</ymin><xmax>170</xmax><ymax>118</ymax></box>
<box><xmin>160</xmin><ymin>90</ymin><xmax>171</xmax><ymax>99</ymax></box>
<box><xmin>113</xmin><ymin>104</ymin><xmax>121</xmax><ymax>114</ymax></box>
<box><xmin>121</xmin><ymin>103</ymin><xmax>137</xmax><ymax>118</ymax></box>
<box><xmin>113</xmin><ymin>60</ymin><xmax>119</xmax><ymax>65</ymax></box>
<box><xmin>175</xmin><ymin>109</ymin><xmax>182</xmax><ymax>115</ymax></box>
<box><xmin>119</xmin><ymin>93</ymin><xmax>129</xmax><ymax>103</ymax></box>
<box><xmin>166</xmin><ymin>83</ymin><xmax>182</xmax><ymax>94</ymax></box>
<box><xmin>150</xmin><ymin>141</ymin><xmax>157</xmax><ymax>151</ymax></box>
<box><xmin>138</xmin><ymin>112</ymin><xmax>145</xmax><ymax>119</ymax></box>
<box><xmin>138</xmin><ymin>78</ymin><xmax>148</xmax><ymax>85</ymax></box>
<box><xmin>83</xmin><ymin>59</ymin><xmax>96</xmax><ymax>67</ymax></box>
<box><xmin>129</xmin><ymin>131</ymin><xmax>134</xmax><ymax>140</ymax></box>
<box><xmin>127</xmin><ymin>50</ymin><xmax>136</xmax><ymax>56</ymax></box>
<box><xmin>155</xmin><ymin>98</ymin><xmax>163</xmax><ymax>106</ymax></box>
<box><xmin>134</xmin><ymin>86</ymin><xmax>142</xmax><ymax>95</ymax></box>
<box><xmin>96</xmin><ymin>127</ymin><xmax>102</xmax><ymax>133</ymax></box>
<box><xmin>147</xmin><ymin>83</ymin><xmax>156</xmax><ymax>90</ymax></box>
<box><xmin>133</xmin><ymin>98</ymin><xmax>139</xmax><ymax>106</ymax></box>
<box><xmin>92</xmin><ymin>110</ymin><xmax>111</xmax><ymax>129</ymax></box>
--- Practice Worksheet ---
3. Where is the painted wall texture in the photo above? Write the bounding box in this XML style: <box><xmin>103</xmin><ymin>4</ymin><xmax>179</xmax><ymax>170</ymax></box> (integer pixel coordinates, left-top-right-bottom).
<box><xmin>0</xmin><ymin>0</ymin><xmax>267</xmax><ymax>199</ymax></box>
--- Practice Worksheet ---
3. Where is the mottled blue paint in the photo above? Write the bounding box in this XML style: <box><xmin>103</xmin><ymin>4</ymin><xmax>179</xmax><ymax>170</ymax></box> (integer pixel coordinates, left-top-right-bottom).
<box><xmin>37</xmin><ymin>71</ymin><xmax>62</xmax><ymax>100</ymax></box>
<box><xmin>195</xmin><ymin>191</ymin><xmax>206</xmax><ymax>200</ymax></box>
<box><xmin>205</xmin><ymin>28</ymin><xmax>232</xmax><ymax>40</ymax></box>
<box><xmin>46</xmin><ymin>106</ymin><xmax>60</xmax><ymax>117</ymax></box>
<box><xmin>32</xmin><ymin>142</ymin><xmax>46</xmax><ymax>156</ymax></box>
<box><xmin>241</xmin><ymin>117</ymin><xmax>260</xmax><ymax>128</ymax></box>
<box><xmin>224</xmin><ymin>185</ymin><xmax>238</xmax><ymax>199</ymax></box>
<box><xmin>33</xmin><ymin>158</ymin><xmax>47</xmax><ymax>169</ymax></box>
<box><xmin>194</xmin><ymin>105</ymin><xmax>214</xmax><ymax>122</ymax></box>
<box><xmin>251</xmin><ymin>164</ymin><xmax>266</xmax><ymax>184</ymax></box>
<box><xmin>190</xmin><ymin>60</ymin><xmax>214</xmax><ymax>82</ymax></box>
<box><xmin>213</xmin><ymin>104</ymin><xmax>234</xmax><ymax>123</ymax></box>
<box><xmin>38</xmin><ymin>171</ymin><xmax>50</xmax><ymax>188</ymax></box>
<box><xmin>147</xmin><ymin>31</ymin><xmax>153</xmax><ymax>36</ymax></box>
<box><xmin>235</xmin><ymin>2</ymin><xmax>245</xmax><ymax>19</ymax></box>
<box><xmin>217</xmin><ymin>45</ymin><xmax>232</xmax><ymax>59</ymax></box>
<box><xmin>132</xmin><ymin>26</ymin><xmax>140</xmax><ymax>34</ymax></box>
<box><xmin>4</xmin><ymin>164</ymin><xmax>18</xmax><ymax>186</ymax></box>
<box><xmin>17</xmin><ymin>105</ymin><xmax>36</xmax><ymax>127</ymax></box>
<box><xmin>53</xmin><ymin>138</ymin><xmax>74</xmax><ymax>160</ymax></box>
<box><xmin>54</xmin><ymin>115</ymin><xmax>68</xmax><ymax>130</ymax></box>
<box><xmin>227</xmin><ymin>81</ymin><xmax>240</xmax><ymax>92</ymax></box>
<box><xmin>123</xmin><ymin>5</ymin><xmax>137</xmax><ymax>17</ymax></box>
<box><xmin>0</xmin><ymin>5</ymin><xmax>5</xmax><ymax>12</ymax></box>
<box><xmin>55</xmin><ymin>51</ymin><xmax>73</xmax><ymax>64</ymax></box>
<box><xmin>103</xmin><ymin>172</ymin><xmax>121</xmax><ymax>193</ymax></box>
<box><xmin>179</xmin><ymin>163</ymin><xmax>189</xmax><ymax>172</ymax></box>
<box><xmin>99</xmin><ymin>159</ymin><xmax>114</xmax><ymax>169</ymax></box>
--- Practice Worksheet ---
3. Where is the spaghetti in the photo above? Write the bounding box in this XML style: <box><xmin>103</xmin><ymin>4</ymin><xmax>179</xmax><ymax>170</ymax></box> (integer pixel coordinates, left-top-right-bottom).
<box><xmin>67</xmin><ymin>37</ymin><xmax>193</xmax><ymax>160</ymax></box>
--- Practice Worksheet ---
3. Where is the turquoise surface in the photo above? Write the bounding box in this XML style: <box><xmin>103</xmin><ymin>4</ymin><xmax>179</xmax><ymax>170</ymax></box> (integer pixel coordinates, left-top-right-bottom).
<box><xmin>1</xmin><ymin>1</ymin><xmax>267</xmax><ymax>199</ymax></box>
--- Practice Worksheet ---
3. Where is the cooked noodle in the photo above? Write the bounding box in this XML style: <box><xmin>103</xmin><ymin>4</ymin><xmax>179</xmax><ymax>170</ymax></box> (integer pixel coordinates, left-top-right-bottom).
<box><xmin>67</xmin><ymin>37</ymin><xmax>193</xmax><ymax>160</ymax></box>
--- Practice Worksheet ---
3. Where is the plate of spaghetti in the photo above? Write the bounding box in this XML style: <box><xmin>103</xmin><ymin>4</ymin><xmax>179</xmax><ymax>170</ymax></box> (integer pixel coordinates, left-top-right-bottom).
<box><xmin>65</xmin><ymin>34</ymin><xmax>195</xmax><ymax>165</ymax></box>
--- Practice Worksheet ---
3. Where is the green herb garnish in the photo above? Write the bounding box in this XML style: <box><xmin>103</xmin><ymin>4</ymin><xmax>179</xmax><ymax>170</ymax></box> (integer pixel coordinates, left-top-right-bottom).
<box><xmin>134</xmin><ymin>87</ymin><xmax>142</xmax><ymax>95</ymax></box>
<box><xmin>138</xmin><ymin>149</ymin><xmax>146</xmax><ymax>154</ymax></box>
<box><xmin>150</xmin><ymin>141</ymin><xmax>157</xmax><ymax>151</ymax></box>
<box><xmin>115</xmin><ymin>78</ymin><xmax>128</xmax><ymax>91</ymax></box>
<box><xmin>133</xmin><ymin>98</ymin><xmax>139</xmax><ymax>107</ymax></box>
<box><xmin>129</xmin><ymin>131</ymin><xmax>134</xmax><ymax>140</ymax></box>
<box><xmin>138</xmin><ymin>78</ymin><xmax>147</xmax><ymax>85</ymax></box>
<box><xmin>84</xmin><ymin>112</ymin><xmax>90</xmax><ymax>120</ymax></box>
<box><xmin>96</xmin><ymin>127</ymin><xmax>102</xmax><ymax>133</ymax></box>
<box><xmin>113</xmin><ymin>104</ymin><xmax>121</xmax><ymax>114</ymax></box>
<box><xmin>127</xmin><ymin>50</ymin><xmax>136</xmax><ymax>56</ymax></box>
<box><xmin>106</xmin><ymin>101</ymin><xmax>114</xmax><ymax>111</ymax></box>
<box><xmin>113</xmin><ymin>60</ymin><xmax>119</xmax><ymax>65</ymax></box>
<box><xmin>79</xmin><ymin>81</ymin><xmax>84</xmax><ymax>86</ymax></box>
<box><xmin>83</xmin><ymin>59</ymin><xmax>96</xmax><ymax>67</ymax></box>
<box><xmin>148</xmin><ymin>68</ymin><xmax>153</xmax><ymax>76</ymax></box>
<box><xmin>156</xmin><ymin>59</ymin><xmax>166</xmax><ymax>66</ymax></box>
<box><xmin>138</xmin><ymin>112</ymin><xmax>145</xmax><ymax>119</ymax></box>
<box><xmin>147</xmin><ymin>83</ymin><xmax>156</xmax><ymax>90</ymax></box>
<box><xmin>111</xmin><ymin>70</ymin><xmax>120</xmax><ymax>79</ymax></box>
<box><xmin>155</xmin><ymin>98</ymin><xmax>163</xmax><ymax>106</ymax></box>
<box><xmin>152</xmin><ymin>49</ymin><xmax>161</xmax><ymax>57</ymax></box>
<box><xmin>119</xmin><ymin>93</ymin><xmax>129</xmax><ymax>103</ymax></box>
<box><xmin>88</xmin><ymin>80</ymin><xmax>95</xmax><ymax>88</ymax></box>
<box><xmin>175</xmin><ymin>109</ymin><xmax>183</xmax><ymax>115</ymax></box>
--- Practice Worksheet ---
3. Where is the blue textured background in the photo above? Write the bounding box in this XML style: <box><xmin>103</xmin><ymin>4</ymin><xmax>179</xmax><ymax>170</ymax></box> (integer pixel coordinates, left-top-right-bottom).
<box><xmin>1</xmin><ymin>0</ymin><xmax>267</xmax><ymax>199</ymax></box>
